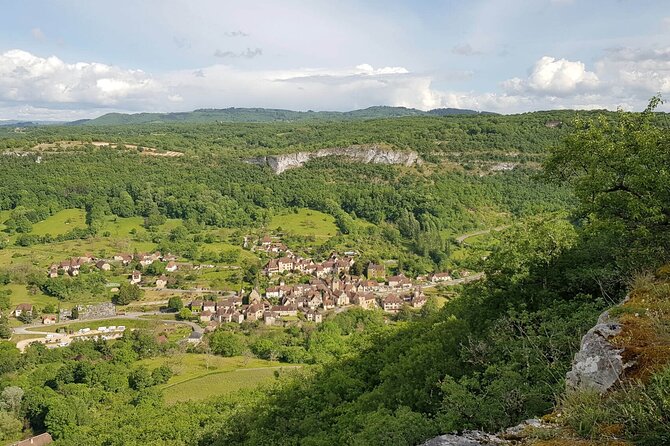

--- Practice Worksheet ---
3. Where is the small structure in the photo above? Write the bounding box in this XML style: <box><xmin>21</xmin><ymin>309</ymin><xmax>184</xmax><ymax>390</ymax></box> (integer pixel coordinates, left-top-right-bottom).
<box><xmin>130</xmin><ymin>270</ymin><xmax>142</xmax><ymax>284</ymax></box>
<box><xmin>305</xmin><ymin>309</ymin><xmax>322</xmax><ymax>323</ymax></box>
<box><xmin>155</xmin><ymin>275</ymin><xmax>168</xmax><ymax>289</ymax></box>
<box><xmin>11</xmin><ymin>432</ymin><xmax>54</xmax><ymax>446</ymax></box>
<box><xmin>13</xmin><ymin>304</ymin><xmax>33</xmax><ymax>318</ymax></box>
<box><xmin>367</xmin><ymin>263</ymin><xmax>385</xmax><ymax>279</ymax></box>
<box><xmin>96</xmin><ymin>260</ymin><xmax>112</xmax><ymax>271</ymax></box>
<box><xmin>430</xmin><ymin>272</ymin><xmax>452</xmax><ymax>283</ymax></box>
<box><xmin>382</xmin><ymin>294</ymin><xmax>403</xmax><ymax>313</ymax></box>
<box><xmin>186</xmin><ymin>331</ymin><xmax>203</xmax><ymax>344</ymax></box>
<box><xmin>42</xmin><ymin>315</ymin><xmax>57</xmax><ymax>325</ymax></box>
<box><xmin>165</xmin><ymin>261</ymin><xmax>178</xmax><ymax>272</ymax></box>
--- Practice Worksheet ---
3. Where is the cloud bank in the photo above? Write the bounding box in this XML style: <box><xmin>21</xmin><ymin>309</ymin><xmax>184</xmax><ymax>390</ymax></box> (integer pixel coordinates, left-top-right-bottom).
<box><xmin>1</xmin><ymin>46</ymin><xmax>669</xmax><ymax>120</ymax></box>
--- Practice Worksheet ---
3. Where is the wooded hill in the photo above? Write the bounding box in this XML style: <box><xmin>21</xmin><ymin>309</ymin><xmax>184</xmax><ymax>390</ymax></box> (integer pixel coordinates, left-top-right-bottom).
<box><xmin>72</xmin><ymin>106</ymin><xmax>495</xmax><ymax>126</ymax></box>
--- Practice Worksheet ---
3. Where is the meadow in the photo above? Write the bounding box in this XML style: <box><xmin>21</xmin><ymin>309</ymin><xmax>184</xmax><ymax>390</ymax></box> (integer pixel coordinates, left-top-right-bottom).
<box><xmin>139</xmin><ymin>353</ymin><xmax>304</xmax><ymax>404</ymax></box>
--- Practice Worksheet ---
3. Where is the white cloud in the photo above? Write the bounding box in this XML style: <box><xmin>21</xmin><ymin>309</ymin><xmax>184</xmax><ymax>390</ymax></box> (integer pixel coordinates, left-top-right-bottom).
<box><xmin>503</xmin><ymin>56</ymin><xmax>599</xmax><ymax>95</ymax></box>
<box><xmin>0</xmin><ymin>49</ymin><xmax>166</xmax><ymax>108</ymax></box>
<box><xmin>1</xmin><ymin>47</ymin><xmax>669</xmax><ymax>121</ymax></box>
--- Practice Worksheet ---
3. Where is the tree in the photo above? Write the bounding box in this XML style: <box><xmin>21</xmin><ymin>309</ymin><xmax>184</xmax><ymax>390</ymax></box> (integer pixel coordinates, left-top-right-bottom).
<box><xmin>545</xmin><ymin>96</ymin><xmax>670</xmax><ymax>270</ymax></box>
<box><xmin>167</xmin><ymin>296</ymin><xmax>183</xmax><ymax>312</ymax></box>
<box><xmin>0</xmin><ymin>342</ymin><xmax>20</xmax><ymax>375</ymax></box>
<box><xmin>0</xmin><ymin>411</ymin><xmax>22</xmax><ymax>441</ymax></box>
<box><xmin>115</xmin><ymin>283</ymin><xmax>143</xmax><ymax>305</ymax></box>
<box><xmin>151</xmin><ymin>365</ymin><xmax>173</xmax><ymax>385</ymax></box>
<box><xmin>177</xmin><ymin>307</ymin><xmax>194</xmax><ymax>321</ymax></box>
<box><xmin>0</xmin><ymin>323</ymin><xmax>10</xmax><ymax>340</ymax></box>
<box><xmin>209</xmin><ymin>330</ymin><xmax>245</xmax><ymax>357</ymax></box>
<box><xmin>0</xmin><ymin>387</ymin><xmax>23</xmax><ymax>415</ymax></box>
<box><xmin>128</xmin><ymin>366</ymin><xmax>154</xmax><ymax>391</ymax></box>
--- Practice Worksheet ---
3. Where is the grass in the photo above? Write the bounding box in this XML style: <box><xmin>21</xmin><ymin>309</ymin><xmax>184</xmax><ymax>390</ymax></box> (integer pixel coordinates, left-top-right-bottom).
<box><xmin>31</xmin><ymin>209</ymin><xmax>87</xmax><ymax>236</ymax></box>
<box><xmin>270</xmin><ymin>208</ymin><xmax>337</xmax><ymax>240</ymax></box>
<box><xmin>138</xmin><ymin>353</ymin><xmax>302</xmax><ymax>404</ymax></box>
<box><xmin>2</xmin><ymin>284</ymin><xmax>59</xmax><ymax>308</ymax></box>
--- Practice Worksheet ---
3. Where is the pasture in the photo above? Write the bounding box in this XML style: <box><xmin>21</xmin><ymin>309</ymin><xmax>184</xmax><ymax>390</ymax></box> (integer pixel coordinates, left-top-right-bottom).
<box><xmin>269</xmin><ymin>208</ymin><xmax>337</xmax><ymax>240</ymax></box>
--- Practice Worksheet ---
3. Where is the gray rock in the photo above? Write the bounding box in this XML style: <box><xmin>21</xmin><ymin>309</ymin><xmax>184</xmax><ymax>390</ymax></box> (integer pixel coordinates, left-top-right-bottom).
<box><xmin>247</xmin><ymin>145</ymin><xmax>421</xmax><ymax>174</ymax></box>
<box><xmin>565</xmin><ymin>310</ymin><xmax>633</xmax><ymax>393</ymax></box>
<box><xmin>421</xmin><ymin>431</ymin><xmax>507</xmax><ymax>446</ymax></box>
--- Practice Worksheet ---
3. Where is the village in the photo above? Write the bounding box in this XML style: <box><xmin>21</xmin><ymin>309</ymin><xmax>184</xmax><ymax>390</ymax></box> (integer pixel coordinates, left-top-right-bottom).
<box><xmin>9</xmin><ymin>233</ymin><xmax>462</xmax><ymax>333</ymax></box>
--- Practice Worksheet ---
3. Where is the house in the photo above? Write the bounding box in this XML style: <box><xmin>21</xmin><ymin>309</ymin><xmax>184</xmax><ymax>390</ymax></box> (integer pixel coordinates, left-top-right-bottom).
<box><xmin>263</xmin><ymin>311</ymin><xmax>277</xmax><ymax>325</ymax></box>
<box><xmin>48</xmin><ymin>264</ymin><xmax>59</xmax><ymax>278</ymax></box>
<box><xmin>113</xmin><ymin>254</ymin><xmax>133</xmax><ymax>265</ymax></box>
<box><xmin>277</xmin><ymin>257</ymin><xmax>294</xmax><ymax>273</ymax></box>
<box><xmin>411</xmin><ymin>292</ymin><xmax>427</xmax><ymax>308</ymax></box>
<box><xmin>333</xmin><ymin>291</ymin><xmax>349</xmax><ymax>306</ymax></box>
<box><xmin>266</xmin><ymin>286</ymin><xmax>282</xmax><ymax>299</ymax></box>
<box><xmin>245</xmin><ymin>304</ymin><xmax>264</xmax><ymax>321</ymax></box>
<box><xmin>155</xmin><ymin>275</ymin><xmax>168</xmax><ymax>289</ymax></box>
<box><xmin>388</xmin><ymin>274</ymin><xmax>411</xmax><ymax>288</ymax></box>
<box><xmin>430</xmin><ymin>272</ymin><xmax>452</xmax><ymax>283</ymax></box>
<box><xmin>11</xmin><ymin>432</ymin><xmax>54</xmax><ymax>446</ymax></box>
<box><xmin>248</xmin><ymin>288</ymin><xmax>262</xmax><ymax>304</ymax></box>
<box><xmin>189</xmin><ymin>300</ymin><xmax>204</xmax><ymax>313</ymax></box>
<box><xmin>352</xmin><ymin>292</ymin><xmax>375</xmax><ymax>310</ymax></box>
<box><xmin>261</xmin><ymin>234</ymin><xmax>272</xmax><ymax>246</ymax></box>
<box><xmin>130</xmin><ymin>270</ymin><xmax>142</xmax><ymax>284</ymax></box>
<box><xmin>165</xmin><ymin>261</ymin><xmax>178</xmax><ymax>272</ymax></box>
<box><xmin>216</xmin><ymin>308</ymin><xmax>244</xmax><ymax>324</ymax></box>
<box><xmin>202</xmin><ymin>301</ymin><xmax>216</xmax><ymax>313</ymax></box>
<box><xmin>271</xmin><ymin>305</ymin><xmax>297</xmax><ymax>317</ymax></box>
<box><xmin>305</xmin><ymin>309</ymin><xmax>323</xmax><ymax>323</ymax></box>
<box><xmin>382</xmin><ymin>294</ymin><xmax>403</xmax><ymax>313</ymax></box>
<box><xmin>42</xmin><ymin>315</ymin><xmax>57</xmax><ymax>325</ymax></box>
<box><xmin>199</xmin><ymin>310</ymin><xmax>213</xmax><ymax>322</ymax></box>
<box><xmin>162</xmin><ymin>253</ymin><xmax>178</xmax><ymax>262</ymax></box>
<box><xmin>186</xmin><ymin>331</ymin><xmax>203</xmax><ymax>344</ymax></box>
<box><xmin>96</xmin><ymin>260</ymin><xmax>112</xmax><ymax>271</ymax></box>
<box><xmin>367</xmin><ymin>263</ymin><xmax>385</xmax><ymax>279</ymax></box>
<box><xmin>265</xmin><ymin>259</ymin><xmax>279</xmax><ymax>276</ymax></box>
<box><xmin>13</xmin><ymin>304</ymin><xmax>33</xmax><ymax>318</ymax></box>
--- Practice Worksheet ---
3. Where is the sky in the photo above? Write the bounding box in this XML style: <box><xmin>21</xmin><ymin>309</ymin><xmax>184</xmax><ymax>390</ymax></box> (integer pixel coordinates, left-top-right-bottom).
<box><xmin>0</xmin><ymin>0</ymin><xmax>669</xmax><ymax>120</ymax></box>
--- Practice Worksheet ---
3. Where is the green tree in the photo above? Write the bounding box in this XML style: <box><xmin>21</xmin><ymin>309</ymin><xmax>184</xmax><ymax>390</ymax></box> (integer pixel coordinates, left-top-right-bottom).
<box><xmin>167</xmin><ymin>296</ymin><xmax>183</xmax><ymax>312</ymax></box>
<box><xmin>115</xmin><ymin>283</ymin><xmax>143</xmax><ymax>305</ymax></box>
<box><xmin>209</xmin><ymin>330</ymin><xmax>245</xmax><ymax>357</ymax></box>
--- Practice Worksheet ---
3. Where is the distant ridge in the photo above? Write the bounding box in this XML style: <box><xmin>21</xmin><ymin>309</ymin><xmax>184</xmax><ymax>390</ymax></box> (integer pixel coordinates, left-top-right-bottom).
<box><xmin>76</xmin><ymin>106</ymin><xmax>496</xmax><ymax>126</ymax></box>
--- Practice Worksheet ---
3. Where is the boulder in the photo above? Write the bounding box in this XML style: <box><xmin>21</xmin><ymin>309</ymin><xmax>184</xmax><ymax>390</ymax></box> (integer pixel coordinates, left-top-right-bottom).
<box><xmin>565</xmin><ymin>310</ymin><xmax>633</xmax><ymax>392</ymax></box>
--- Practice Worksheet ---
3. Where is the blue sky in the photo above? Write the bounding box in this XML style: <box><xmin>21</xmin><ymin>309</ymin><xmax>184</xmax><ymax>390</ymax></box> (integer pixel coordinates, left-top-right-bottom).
<box><xmin>1</xmin><ymin>0</ymin><xmax>669</xmax><ymax>120</ymax></box>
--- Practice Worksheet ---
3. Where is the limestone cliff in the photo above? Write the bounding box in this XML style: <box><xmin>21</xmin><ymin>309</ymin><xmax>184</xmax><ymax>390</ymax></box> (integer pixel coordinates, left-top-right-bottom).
<box><xmin>246</xmin><ymin>144</ymin><xmax>421</xmax><ymax>174</ymax></box>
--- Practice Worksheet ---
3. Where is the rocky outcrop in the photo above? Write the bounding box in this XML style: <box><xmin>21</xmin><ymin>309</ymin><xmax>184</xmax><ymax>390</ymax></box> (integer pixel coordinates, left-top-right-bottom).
<box><xmin>565</xmin><ymin>309</ymin><xmax>633</xmax><ymax>393</ymax></box>
<box><xmin>246</xmin><ymin>144</ymin><xmax>421</xmax><ymax>174</ymax></box>
<box><xmin>420</xmin><ymin>419</ymin><xmax>548</xmax><ymax>445</ymax></box>
<box><xmin>421</xmin><ymin>431</ymin><xmax>506</xmax><ymax>445</ymax></box>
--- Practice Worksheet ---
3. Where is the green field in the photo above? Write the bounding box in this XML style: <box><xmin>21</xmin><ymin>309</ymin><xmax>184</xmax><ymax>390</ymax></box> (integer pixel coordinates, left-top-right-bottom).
<box><xmin>2</xmin><ymin>284</ymin><xmax>59</xmax><ymax>308</ymax></box>
<box><xmin>31</xmin><ymin>209</ymin><xmax>87</xmax><ymax>236</ymax></box>
<box><xmin>270</xmin><ymin>208</ymin><xmax>337</xmax><ymax>239</ymax></box>
<box><xmin>138</xmin><ymin>354</ymin><xmax>302</xmax><ymax>404</ymax></box>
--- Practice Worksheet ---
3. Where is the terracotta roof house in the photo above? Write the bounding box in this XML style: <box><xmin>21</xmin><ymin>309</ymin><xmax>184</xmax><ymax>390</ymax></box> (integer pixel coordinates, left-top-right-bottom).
<box><xmin>382</xmin><ymin>294</ymin><xmax>403</xmax><ymax>313</ymax></box>
<box><xmin>13</xmin><ymin>304</ymin><xmax>33</xmax><ymax>318</ymax></box>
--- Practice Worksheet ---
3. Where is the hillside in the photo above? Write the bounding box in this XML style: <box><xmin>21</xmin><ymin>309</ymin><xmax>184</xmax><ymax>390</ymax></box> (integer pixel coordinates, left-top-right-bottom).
<box><xmin>79</xmin><ymin>106</ymin><xmax>491</xmax><ymax>126</ymax></box>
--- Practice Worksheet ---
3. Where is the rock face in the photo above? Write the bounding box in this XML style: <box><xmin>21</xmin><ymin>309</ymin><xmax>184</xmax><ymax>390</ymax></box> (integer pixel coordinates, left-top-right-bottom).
<box><xmin>246</xmin><ymin>145</ymin><xmax>421</xmax><ymax>174</ymax></box>
<box><xmin>421</xmin><ymin>431</ymin><xmax>506</xmax><ymax>446</ymax></box>
<box><xmin>565</xmin><ymin>310</ymin><xmax>632</xmax><ymax>393</ymax></box>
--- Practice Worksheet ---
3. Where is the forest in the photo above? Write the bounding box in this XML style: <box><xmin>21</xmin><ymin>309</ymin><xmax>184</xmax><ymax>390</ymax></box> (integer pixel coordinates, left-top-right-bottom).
<box><xmin>0</xmin><ymin>104</ymin><xmax>669</xmax><ymax>445</ymax></box>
